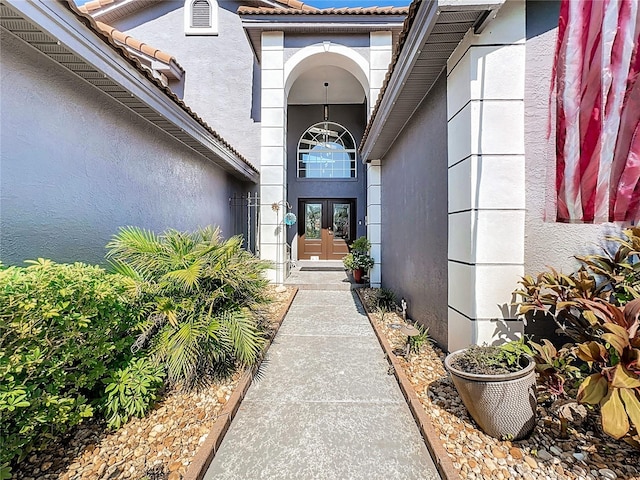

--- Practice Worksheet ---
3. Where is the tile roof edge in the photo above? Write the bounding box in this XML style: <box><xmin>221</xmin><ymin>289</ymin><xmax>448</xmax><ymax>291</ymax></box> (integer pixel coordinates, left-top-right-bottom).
<box><xmin>78</xmin><ymin>0</ymin><xmax>115</xmax><ymax>14</ymax></box>
<box><xmin>359</xmin><ymin>0</ymin><xmax>421</xmax><ymax>155</ymax></box>
<box><xmin>271</xmin><ymin>0</ymin><xmax>319</xmax><ymax>11</ymax></box>
<box><xmin>238</xmin><ymin>5</ymin><xmax>410</xmax><ymax>14</ymax></box>
<box><xmin>61</xmin><ymin>0</ymin><xmax>258</xmax><ymax>177</ymax></box>
<box><xmin>94</xmin><ymin>21</ymin><xmax>185</xmax><ymax>72</ymax></box>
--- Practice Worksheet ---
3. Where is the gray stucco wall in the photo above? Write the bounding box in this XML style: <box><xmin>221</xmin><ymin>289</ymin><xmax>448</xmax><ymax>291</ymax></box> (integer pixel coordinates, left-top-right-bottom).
<box><xmin>286</xmin><ymin>104</ymin><xmax>367</xmax><ymax>248</ymax></box>
<box><xmin>0</xmin><ymin>31</ymin><xmax>251</xmax><ymax>266</ymax></box>
<box><xmin>524</xmin><ymin>0</ymin><xmax>620</xmax><ymax>275</ymax></box>
<box><xmin>380</xmin><ymin>73</ymin><xmax>449</xmax><ymax>347</ymax></box>
<box><xmin>113</xmin><ymin>1</ymin><xmax>261</xmax><ymax>167</ymax></box>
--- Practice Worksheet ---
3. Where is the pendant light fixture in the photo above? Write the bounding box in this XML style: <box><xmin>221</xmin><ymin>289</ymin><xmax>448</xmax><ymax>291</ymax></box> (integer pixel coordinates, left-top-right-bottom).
<box><xmin>323</xmin><ymin>81</ymin><xmax>329</xmax><ymax>122</ymax></box>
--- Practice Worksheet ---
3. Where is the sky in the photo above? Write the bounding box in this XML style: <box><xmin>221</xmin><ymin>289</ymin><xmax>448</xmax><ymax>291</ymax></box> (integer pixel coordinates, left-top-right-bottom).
<box><xmin>74</xmin><ymin>0</ymin><xmax>410</xmax><ymax>7</ymax></box>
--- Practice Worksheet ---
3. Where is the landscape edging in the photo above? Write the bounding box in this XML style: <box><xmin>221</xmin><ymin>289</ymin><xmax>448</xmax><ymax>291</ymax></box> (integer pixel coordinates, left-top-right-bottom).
<box><xmin>355</xmin><ymin>289</ymin><xmax>461</xmax><ymax>480</ymax></box>
<box><xmin>183</xmin><ymin>287</ymin><xmax>299</xmax><ymax>480</ymax></box>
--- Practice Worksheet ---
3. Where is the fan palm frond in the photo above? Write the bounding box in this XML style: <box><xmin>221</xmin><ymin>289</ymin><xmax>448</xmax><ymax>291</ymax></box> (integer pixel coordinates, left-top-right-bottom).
<box><xmin>161</xmin><ymin>259</ymin><xmax>203</xmax><ymax>292</ymax></box>
<box><xmin>107</xmin><ymin>225</ymin><xmax>271</xmax><ymax>389</ymax></box>
<box><xmin>219</xmin><ymin>309</ymin><xmax>264</xmax><ymax>365</ymax></box>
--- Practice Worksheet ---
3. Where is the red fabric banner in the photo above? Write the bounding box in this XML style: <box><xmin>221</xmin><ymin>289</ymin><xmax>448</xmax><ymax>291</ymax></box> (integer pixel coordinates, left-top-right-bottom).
<box><xmin>554</xmin><ymin>0</ymin><xmax>640</xmax><ymax>223</ymax></box>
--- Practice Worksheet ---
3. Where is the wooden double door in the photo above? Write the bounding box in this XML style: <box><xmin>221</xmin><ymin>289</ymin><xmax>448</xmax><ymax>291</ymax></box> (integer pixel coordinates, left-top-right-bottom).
<box><xmin>298</xmin><ymin>199</ymin><xmax>356</xmax><ymax>260</ymax></box>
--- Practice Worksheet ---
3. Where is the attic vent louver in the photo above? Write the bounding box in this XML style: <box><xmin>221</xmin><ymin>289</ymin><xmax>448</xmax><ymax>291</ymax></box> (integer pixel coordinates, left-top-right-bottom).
<box><xmin>192</xmin><ymin>0</ymin><xmax>211</xmax><ymax>28</ymax></box>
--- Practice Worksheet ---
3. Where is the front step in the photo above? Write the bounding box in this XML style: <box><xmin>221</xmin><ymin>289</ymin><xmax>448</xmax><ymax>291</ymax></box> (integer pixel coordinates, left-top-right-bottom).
<box><xmin>284</xmin><ymin>261</ymin><xmax>368</xmax><ymax>291</ymax></box>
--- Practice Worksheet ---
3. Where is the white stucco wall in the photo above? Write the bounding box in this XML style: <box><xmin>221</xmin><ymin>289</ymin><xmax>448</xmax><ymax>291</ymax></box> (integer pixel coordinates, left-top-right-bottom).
<box><xmin>0</xmin><ymin>30</ymin><xmax>249</xmax><ymax>266</ymax></box>
<box><xmin>112</xmin><ymin>0</ymin><xmax>261</xmax><ymax>167</ymax></box>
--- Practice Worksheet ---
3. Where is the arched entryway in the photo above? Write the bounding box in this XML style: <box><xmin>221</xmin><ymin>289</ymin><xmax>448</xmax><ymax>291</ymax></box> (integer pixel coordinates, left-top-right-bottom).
<box><xmin>257</xmin><ymin>32</ymin><xmax>392</xmax><ymax>285</ymax></box>
<box><xmin>284</xmin><ymin>44</ymin><xmax>369</xmax><ymax>262</ymax></box>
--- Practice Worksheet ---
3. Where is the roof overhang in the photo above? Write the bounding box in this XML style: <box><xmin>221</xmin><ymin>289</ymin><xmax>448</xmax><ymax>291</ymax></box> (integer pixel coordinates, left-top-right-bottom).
<box><xmin>240</xmin><ymin>13</ymin><xmax>407</xmax><ymax>63</ymax></box>
<box><xmin>360</xmin><ymin>0</ymin><xmax>505</xmax><ymax>162</ymax></box>
<box><xmin>1</xmin><ymin>0</ymin><xmax>259</xmax><ymax>183</ymax></box>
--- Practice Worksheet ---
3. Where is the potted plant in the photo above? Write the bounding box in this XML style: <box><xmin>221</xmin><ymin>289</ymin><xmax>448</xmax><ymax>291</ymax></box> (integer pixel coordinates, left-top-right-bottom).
<box><xmin>343</xmin><ymin>236</ymin><xmax>374</xmax><ymax>283</ymax></box>
<box><xmin>444</xmin><ymin>339</ymin><xmax>537</xmax><ymax>440</ymax></box>
<box><xmin>343</xmin><ymin>252</ymin><xmax>374</xmax><ymax>283</ymax></box>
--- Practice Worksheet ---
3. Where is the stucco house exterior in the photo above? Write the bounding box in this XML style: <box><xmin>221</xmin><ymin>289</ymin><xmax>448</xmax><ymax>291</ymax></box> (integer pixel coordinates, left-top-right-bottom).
<box><xmin>1</xmin><ymin>0</ymin><xmax>634</xmax><ymax>351</ymax></box>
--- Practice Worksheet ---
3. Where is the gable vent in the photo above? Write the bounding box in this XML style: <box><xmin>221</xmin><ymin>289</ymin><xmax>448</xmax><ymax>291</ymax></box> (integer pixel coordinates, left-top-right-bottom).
<box><xmin>191</xmin><ymin>0</ymin><xmax>211</xmax><ymax>28</ymax></box>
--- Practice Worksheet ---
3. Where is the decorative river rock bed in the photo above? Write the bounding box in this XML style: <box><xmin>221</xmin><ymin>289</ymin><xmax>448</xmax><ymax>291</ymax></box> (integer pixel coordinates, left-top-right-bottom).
<box><xmin>13</xmin><ymin>286</ymin><xmax>639</xmax><ymax>480</ymax></box>
<box><xmin>359</xmin><ymin>288</ymin><xmax>640</xmax><ymax>480</ymax></box>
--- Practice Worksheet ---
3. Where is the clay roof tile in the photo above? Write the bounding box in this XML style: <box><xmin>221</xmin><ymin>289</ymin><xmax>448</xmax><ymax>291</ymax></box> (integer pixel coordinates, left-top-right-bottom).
<box><xmin>95</xmin><ymin>21</ymin><xmax>182</xmax><ymax>70</ymax></box>
<box><xmin>78</xmin><ymin>0</ymin><xmax>114</xmax><ymax>14</ymax></box>
<box><xmin>238</xmin><ymin>5</ymin><xmax>409</xmax><ymax>15</ymax></box>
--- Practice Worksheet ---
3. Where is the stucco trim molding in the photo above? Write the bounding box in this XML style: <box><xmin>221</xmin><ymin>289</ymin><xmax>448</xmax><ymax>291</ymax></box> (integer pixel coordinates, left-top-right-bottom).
<box><xmin>284</xmin><ymin>42</ymin><xmax>370</xmax><ymax>98</ymax></box>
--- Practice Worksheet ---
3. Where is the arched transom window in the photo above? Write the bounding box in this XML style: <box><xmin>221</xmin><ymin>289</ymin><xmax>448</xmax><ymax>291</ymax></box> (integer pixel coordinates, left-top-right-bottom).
<box><xmin>297</xmin><ymin>122</ymin><xmax>357</xmax><ymax>179</ymax></box>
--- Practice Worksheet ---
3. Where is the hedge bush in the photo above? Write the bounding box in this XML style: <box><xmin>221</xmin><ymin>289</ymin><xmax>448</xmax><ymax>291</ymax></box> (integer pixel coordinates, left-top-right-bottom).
<box><xmin>0</xmin><ymin>259</ymin><xmax>140</xmax><ymax>469</ymax></box>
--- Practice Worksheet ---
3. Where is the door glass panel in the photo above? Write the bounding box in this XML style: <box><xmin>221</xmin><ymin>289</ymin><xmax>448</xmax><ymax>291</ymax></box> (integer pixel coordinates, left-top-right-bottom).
<box><xmin>332</xmin><ymin>203</ymin><xmax>351</xmax><ymax>241</ymax></box>
<box><xmin>305</xmin><ymin>204</ymin><xmax>322</xmax><ymax>239</ymax></box>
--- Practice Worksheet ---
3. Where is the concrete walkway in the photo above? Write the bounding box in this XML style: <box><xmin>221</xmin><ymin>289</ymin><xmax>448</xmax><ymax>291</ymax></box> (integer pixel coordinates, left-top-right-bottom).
<box><xmin>204</xmin><ymin>288</ymin><xmax>440</xmax><ymax>480</ymax></box>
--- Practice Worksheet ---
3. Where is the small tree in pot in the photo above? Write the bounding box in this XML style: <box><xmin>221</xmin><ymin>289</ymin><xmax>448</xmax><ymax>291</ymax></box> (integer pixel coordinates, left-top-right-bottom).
<box><xmin>343</xmin><ymin>236</ymin><xmax>374</xmax><ymax>283</ymax></box>
<box><xmin>444</xmin><ymin>339</ymin><xmax>537</xmax><ymax>440</ymax></box>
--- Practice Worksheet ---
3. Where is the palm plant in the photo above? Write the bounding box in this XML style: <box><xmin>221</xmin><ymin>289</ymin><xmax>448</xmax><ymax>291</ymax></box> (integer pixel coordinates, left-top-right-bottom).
<box><xmin>106</xmin><ymin>226</ymin><xmax>271</xmax><ymax>389</ymax></box>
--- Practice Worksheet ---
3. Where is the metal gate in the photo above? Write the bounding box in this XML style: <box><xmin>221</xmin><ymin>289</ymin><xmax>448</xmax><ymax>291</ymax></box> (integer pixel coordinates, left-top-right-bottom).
<box><xmin>229</xmin><ymin>192</ymin><xmax>259</xmax><ymax>255</ymax></box>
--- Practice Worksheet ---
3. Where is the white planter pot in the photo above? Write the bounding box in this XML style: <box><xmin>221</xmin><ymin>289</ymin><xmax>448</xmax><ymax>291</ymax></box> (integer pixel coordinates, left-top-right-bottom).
<box><xmin>444</xmin><ymin>349</ymin><xmax>537</xmax><ymax>440</ymax></box>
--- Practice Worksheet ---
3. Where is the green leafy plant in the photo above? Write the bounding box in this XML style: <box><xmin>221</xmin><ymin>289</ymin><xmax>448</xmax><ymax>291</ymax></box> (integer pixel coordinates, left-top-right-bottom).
<box><xmin>577</xmin><ymin>226</ymin><xmax>640</xmax><ymax>304</ymax></box>
<box><xmin>342</xmin><ymin>252</ymin><xmax>374</xmax><ymax>271</ymax></box>
<box><xmin>350</xmin><ymin>236</ymin><xmax>371</xmax><ymax>254</ymax></box>
<box><xmin>499</xmin><ymin>336</ymin><xmax>535</xmax><ymax>366</ymax></box>
<box><xmin>516</xmin><ymin>234</ymin><xmax>640</xmax><ymax>445</ymax></box>
<box><xmin>575</xmin><ymin>298</ymin><xmax>640</xmax><ymax>443</ymax></box>
<box><xmin>515</xmin><ymin>267</ymin><xmax>607</xmax><ymax>342</ymax></box>
<box><xmin>530</xmin><ymin>339</ymin><xmax>581</xmax><ymax>401</ymax></box>
<box><xmin>103</xmin><ymin>357</ymin><xmax>165</xmax><ymax>429</ymax></box>
<box><xmin>375</xmin><ymin>288</ymin><xmax>397</xmax><ymax>312</ymax></box>
<box><xmin>451</xmin><ymin>339</ymin><xmax>534</xmax><ymax>375</ymax></box>
<box><xmin>515</xmin><ymin>227</ymin><xmax>640</xmax><ymax>343</ymax></box>
<box><xmin>106</xmin><ymin>226</ymin><xmax>271</xmax><ymax>390</ymax></box>
<box><xmin>407</xmin><ymin>324</ymin><xmax>431</xmax><ymax>354</ymax></box>
<box><xmin>0</xmin><ymin>259</ymin><xmax>139</xmax><ymax>469</ymax></box>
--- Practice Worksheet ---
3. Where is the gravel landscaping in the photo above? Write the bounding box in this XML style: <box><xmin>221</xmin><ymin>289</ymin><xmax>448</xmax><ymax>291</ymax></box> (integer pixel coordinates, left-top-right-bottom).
<box><xmin>359</xmin><ymin>288</ymin><xmax>640</xmax><ymax>480</ymax></box>
<box><xmin>14</xmin><ymin>286</ymin><xmax>296</xmax><ymax>480</ymax></box>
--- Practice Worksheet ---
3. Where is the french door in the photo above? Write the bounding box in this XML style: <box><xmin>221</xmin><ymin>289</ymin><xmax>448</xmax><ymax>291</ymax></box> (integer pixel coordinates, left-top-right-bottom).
<box><xmin>298</xmin><ymin>199</ymin><xmax>355</xmax><ymax>260</ymax></box>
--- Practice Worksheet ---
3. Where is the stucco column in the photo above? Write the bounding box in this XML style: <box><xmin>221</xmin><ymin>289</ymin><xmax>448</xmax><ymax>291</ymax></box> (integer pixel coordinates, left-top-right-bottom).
<box><xmin>367</xmin><ymin>31</ymin><xmax>392</xmax><ymax>288</ymax></box>
<box><xmin>259</xmin><ymin>31</ymin><xmax>286</xmax><ymax>283</ymax></box>
<box><xmin>366</xmin><ymin>160</ymin><xmax>382</xmax><ymax>287</ymax></box>
<box><xmin>446</xmin><ymin>0</ymin><xmax>526</xmax><ymax>351</ymax></box>
<box><xmin>369</xmin><ymin>31</ymin><xmax>392</xmax><ymax>115</ymax></box>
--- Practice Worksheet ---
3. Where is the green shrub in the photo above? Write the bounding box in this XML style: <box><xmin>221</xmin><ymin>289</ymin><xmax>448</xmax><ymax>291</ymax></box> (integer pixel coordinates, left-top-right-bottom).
<box><xmin>342</xmin><ymin>252</ymin><xmax>374</xmax><ymax>271</ymax></box>
<box><xmin>407</xmin><ymin>324</ymin><xmax>431</xmax><ymax>354</ymax></box>
<box><xmin>376</xmin><ymin>288</ymin><xmax>397</xmax><ymax>312</ymax></box>
<box><xmin>0</xmin><ymin>259</ymin><xmax>140</xmax><ymax>469</ymax></box>
<box><xmin>350</xmin><ymin>236</ymin><xmax>371</xmax><ymax>254</ymax></box>
<box><xmin>106</xmin><ymin>226</ymin><xmax>271</xmax><ymax>389</ymax></box>
<box><xmin>103</xmin><ymin>356</ymin><xmax>165</xmax><ymax>429</ymax></box>
<box><xmin>515</xmin><ymin>227</ymin><xmax>640</xmax><ymax>446</ymax></box>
